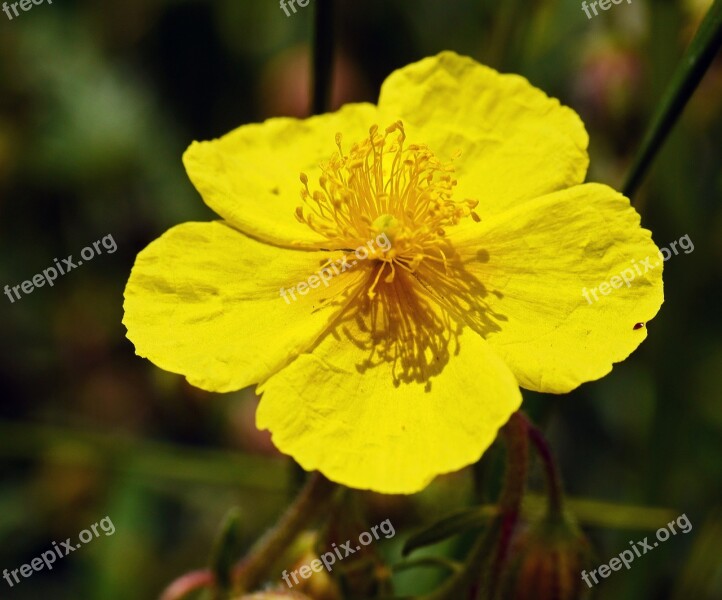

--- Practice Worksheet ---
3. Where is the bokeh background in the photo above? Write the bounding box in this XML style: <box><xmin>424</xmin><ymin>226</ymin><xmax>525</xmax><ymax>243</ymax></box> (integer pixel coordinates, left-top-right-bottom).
<box><xmin>1</xmin><ymin>0</ymin><xmax>721</xmax><ymax>598</ymax></box>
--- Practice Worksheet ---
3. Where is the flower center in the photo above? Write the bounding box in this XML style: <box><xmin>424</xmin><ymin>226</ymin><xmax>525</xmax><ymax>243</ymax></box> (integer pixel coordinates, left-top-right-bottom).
<box><xmin>297</xmin><ymin>121</ymin><xmax>480</xmax><ymax>298</ymax></box>
<box><xmin>371</xmin><ymin>213</ymin><xmax>400</xmax><ymax>246</ymax></box>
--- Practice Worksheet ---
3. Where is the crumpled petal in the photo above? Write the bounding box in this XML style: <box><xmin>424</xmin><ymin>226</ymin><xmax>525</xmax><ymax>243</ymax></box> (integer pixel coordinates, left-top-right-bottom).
<box><xmin>438</xmin><ymin>183</ymin><xmax>664</xmax><ymax>393</ymax></box>
<box><xmin>123</xmin><ymin>221</ymin><xmax>368</xmax><ymax>392</ymax></box>
<box><xmin>256</xmin><ymin>273</ymin><xmax>522</xmax><ymax>494</ymax></box>
<box><xmin>183</xmin><ymin>103</ymin><xmax>379</xmax><ymax>248</ymax></box>
<box><xmin>377</xmin><ymin>51</ymin><xmax>589</xmax><ymax>219</ymax></box>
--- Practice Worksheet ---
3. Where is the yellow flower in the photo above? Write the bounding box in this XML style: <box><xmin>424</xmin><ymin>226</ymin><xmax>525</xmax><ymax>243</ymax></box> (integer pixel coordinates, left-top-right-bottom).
<box><xmin>123</xmin><ymin>52</ymin><xmax>663</xmax><ymax>494</ymax></box>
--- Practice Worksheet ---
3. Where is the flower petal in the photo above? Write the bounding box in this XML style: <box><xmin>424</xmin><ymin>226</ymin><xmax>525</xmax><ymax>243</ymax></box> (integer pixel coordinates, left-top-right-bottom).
<box><xmin>183</xmin><ymin>103</ymin><xmax>379</xmax><ymax>247</ymax></box>
<box><xmin>256</xmin><ymin>274</ymin><xmax>522</xmax><ymax>494</ymax></box>
<box><xmin>377</xmin><ymin>51</ymin><xmax>589</xmax><ymax>217</ymax></box>
<box><xmin>441</xmin><ymin>183</ymin><xmax>664</xmax><ymax>393</ymax></box>
<box><xmin>123</xmin><ymin>221</ymin><xmax>368</xmax><ymax>392</ymax></box>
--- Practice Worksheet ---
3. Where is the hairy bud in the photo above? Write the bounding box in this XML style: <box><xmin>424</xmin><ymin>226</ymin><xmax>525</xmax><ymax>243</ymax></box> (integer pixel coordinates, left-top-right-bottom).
<box><xmin>502</xmin><ymin>514</ymin><xmax>592</xmax><ymax>600</ymax></box>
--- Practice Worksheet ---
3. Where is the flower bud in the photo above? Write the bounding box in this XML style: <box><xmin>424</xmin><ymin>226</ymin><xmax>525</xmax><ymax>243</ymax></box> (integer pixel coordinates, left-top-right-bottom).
<box><xmin>501</xmin><ymin>513</ymin><xmax>592</xmax><ymax>600</ymax></box>
<box><xmin>276</xmin><ymin>532</ymin><xmax>342</xmax><ymax>600</ymax></box>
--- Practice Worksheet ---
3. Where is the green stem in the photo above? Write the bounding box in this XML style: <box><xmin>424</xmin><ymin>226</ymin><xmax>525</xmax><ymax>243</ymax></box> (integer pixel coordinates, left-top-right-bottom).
<box><xmin>311</xmin><ymin>0</ymin><xmax>336</xmax><ymax>115</ymax></box>
<box><xmin>234</xmin><ymin>472</ymin><xmax>337</xmax><ymax>592</ymax></box>
<box><xmin>623</xmin><ymin>0</ymin><xmax>722</xmax><ymax>197</ymax></box>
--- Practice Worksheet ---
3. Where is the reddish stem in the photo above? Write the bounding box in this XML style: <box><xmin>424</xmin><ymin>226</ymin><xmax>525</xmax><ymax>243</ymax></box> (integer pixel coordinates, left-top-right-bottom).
<box><xmin>526</xmin><ymin>419</ymin><xmax>565</xmax><ymax>519</ymax></box>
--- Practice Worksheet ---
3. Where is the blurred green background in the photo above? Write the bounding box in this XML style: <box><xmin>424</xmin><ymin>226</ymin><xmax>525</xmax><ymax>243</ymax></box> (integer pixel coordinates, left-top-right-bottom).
<box><xmin>1</xmin><ymin>0</ymin><xmax>721</xmax><ymax>598</ymax></box>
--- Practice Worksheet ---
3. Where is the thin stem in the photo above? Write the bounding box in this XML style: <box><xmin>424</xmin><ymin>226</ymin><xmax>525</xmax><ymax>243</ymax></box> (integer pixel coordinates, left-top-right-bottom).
<box><xmin>421</xmin><ymin>413</ymin><xmax>529</xmax><ymax>600</ymax></box>
<box><xmin>486</xmin><ymin>0</ymin><xmax>534</xmax><ymax>71</ymax></box>
<box><xmin>420</xmin><ymin>519</ymin><xmax>503</xmax><ymax>600</ymax></box>
<box><xmin>623</xmin><ymin>0</ymin><xmax>722</xmax><ymax>197</ymax></box>
<box><xmin>477</xmin><ymin>412</ymin><xmax>529</xmax><ymax>599</ymax></box>
<box><xmin>498</xmin><ymin>413</ymin><xmax>530</xmax><ymax>512</ymax></box>
<box><xmin>527</xmin><ymin>421</ymin><xmax>565</xmax><ymax>519</ymax></box>
<box><xmin>235</xmin><ymin>471</ymin><xmax>337</xmax><ymax>592</ymax></box>
<box><xmin>311</xmin><ymin>0</ymin><xmax>336</xmax><ymax>115</ymax></box>
<box><xmin>160</xmin><ymin>569</ymin><xmax>214</xmax><ymax>600</ymax></box>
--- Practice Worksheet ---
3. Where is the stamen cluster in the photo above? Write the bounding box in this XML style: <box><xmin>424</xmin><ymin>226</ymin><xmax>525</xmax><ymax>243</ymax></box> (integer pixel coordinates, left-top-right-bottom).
<box><xmin>297</xmin><ymin>121</ymin><xmax>480</xmax><ymax>298</ymax></box>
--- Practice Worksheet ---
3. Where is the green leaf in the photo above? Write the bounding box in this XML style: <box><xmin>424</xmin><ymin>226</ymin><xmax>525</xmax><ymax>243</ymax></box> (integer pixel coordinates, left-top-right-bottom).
<box><xmin>210</xmin><ymin>508</ymin><xmax>244</xmax><ymax>593</ymax></box>
<box><xmin>624</xmin><ymin>0</ymin><xmax>722</xmax><ymax>197</ymax></box>
<box><xmin>402</xmin><ymin>506</ymin><xmax>497</xmax><ymax>556</ymax></box>
<box><xmin>392</xmin><ymin>557</ymin><xmax>463</xmax><ymax>575</ymax></box>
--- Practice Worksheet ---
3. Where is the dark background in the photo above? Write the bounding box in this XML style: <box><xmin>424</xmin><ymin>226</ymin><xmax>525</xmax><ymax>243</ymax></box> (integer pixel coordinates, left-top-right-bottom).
<box><xmin>0</xmin><ymin>0</ymin><xmax>720</xmax><ymax>598</ymax></box>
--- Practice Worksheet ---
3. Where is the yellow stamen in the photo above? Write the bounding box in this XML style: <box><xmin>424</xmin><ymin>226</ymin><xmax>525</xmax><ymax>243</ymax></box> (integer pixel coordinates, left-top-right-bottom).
<box><xmin>296</xmin><ymin>121</ymin><xmax>480</xmax><ymax>299</ymax></box>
